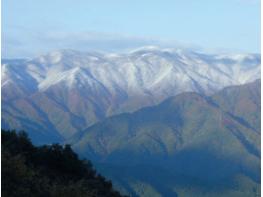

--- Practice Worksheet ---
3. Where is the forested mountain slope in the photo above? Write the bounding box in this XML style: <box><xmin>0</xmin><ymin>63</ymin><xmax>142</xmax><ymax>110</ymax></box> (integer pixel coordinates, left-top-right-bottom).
<box><xmin>71</xmin><ymin>79</ymin><xmax>260</xmax><ymax>197</ymax></box>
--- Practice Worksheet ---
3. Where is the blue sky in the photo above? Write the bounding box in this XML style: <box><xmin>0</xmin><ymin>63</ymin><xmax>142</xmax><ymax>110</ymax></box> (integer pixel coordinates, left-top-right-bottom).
<box><xmin>2</xmin><ymin>0</ymin><xmax>261</xmax><ymax>58</ymax></box>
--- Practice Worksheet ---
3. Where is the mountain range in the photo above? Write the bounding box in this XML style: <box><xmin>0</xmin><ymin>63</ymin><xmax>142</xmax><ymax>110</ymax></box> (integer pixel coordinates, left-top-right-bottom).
<box><xmin>1</xmin><ymin>47</ymin><xmax>260</xmax><ymax>144</ymax></box>
<box><xmin>70</xmin><ymin>79</ymin><xmax>260</xmax><ymax>197</ymax></box>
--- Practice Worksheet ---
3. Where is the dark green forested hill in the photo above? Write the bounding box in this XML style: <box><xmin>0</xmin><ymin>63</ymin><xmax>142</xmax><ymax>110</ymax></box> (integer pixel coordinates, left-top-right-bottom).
<box><xmin>1</xmin><ymin>129</ymin><xmax>126</xmax><ymax>197</ymax></box>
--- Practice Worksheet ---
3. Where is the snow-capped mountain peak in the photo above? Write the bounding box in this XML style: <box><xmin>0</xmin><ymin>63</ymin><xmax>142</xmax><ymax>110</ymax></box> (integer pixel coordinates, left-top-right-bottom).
<box><xmin>2</xmin><ymin>47</ymin><xmax>260</xmax><ymax>140</ymax></box>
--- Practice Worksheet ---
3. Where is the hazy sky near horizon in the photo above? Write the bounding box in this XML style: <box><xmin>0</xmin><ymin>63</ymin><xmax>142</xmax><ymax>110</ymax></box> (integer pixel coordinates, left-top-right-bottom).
<box><xmin>2</xmin><ymin>0</ymin><xmax>261</xmax><ymax>58</ymax></box>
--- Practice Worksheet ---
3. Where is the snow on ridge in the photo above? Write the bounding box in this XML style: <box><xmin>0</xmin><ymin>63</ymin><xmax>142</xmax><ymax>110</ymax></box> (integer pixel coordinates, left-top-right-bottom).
<box><xmin>2</xmin><ymin>47</ymin><xmax>261</xmax><ymax>96</ymax></box>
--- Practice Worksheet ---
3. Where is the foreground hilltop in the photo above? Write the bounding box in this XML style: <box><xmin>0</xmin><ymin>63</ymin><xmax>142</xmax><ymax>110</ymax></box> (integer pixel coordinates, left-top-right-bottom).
<box><xmin>2</xmin><ymin>129</ymin><xmax>126</xmax><ymax>197</ymax></box>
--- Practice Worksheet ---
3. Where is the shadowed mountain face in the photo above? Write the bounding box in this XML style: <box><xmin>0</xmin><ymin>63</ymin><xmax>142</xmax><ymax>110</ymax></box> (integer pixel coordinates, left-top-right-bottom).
<box><xmin>71</xmin><ymin>80</ymin><xmax>260</xmax><ymax>197</ymax></box>
<box><xmin>1</xmin><ymin>49</ymin><xmax>260</xmax><ymax>144</ymax></box>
